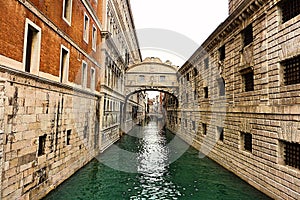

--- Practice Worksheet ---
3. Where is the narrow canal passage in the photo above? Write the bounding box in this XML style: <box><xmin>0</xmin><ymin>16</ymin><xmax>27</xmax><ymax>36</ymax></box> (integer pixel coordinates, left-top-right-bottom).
<box><xmin>44</xmin><ymin>119</ymin><xmax>271</xmax><ymax>200</ymax></box>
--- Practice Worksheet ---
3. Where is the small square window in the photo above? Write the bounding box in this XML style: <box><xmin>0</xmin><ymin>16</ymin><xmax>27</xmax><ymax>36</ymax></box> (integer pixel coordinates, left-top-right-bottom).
<box><xmin>160</xmin><ymin>76</ymin><xmax>166</xmax><ymax>82</ymax></box>
<box><xmin>241</xmin><ymin>132</ymin><xmax>252</xmax><ymax>152</ymax></box>
<box><xmin>281</xmin><ymin>55</ymin><xmax>300</xmax><ymax>85</ymax></box>
<box><xmin>281</xmin><ymin>141</ymin><xmax>300</xmax><ymax>170</ymax></box>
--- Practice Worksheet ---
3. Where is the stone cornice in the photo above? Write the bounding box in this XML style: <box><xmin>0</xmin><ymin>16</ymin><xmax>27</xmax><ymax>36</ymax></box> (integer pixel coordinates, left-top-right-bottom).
<box><xmin>180</xmin><ymin>0</ymin><xmax>269</xmax><ymax>72</ymax></box>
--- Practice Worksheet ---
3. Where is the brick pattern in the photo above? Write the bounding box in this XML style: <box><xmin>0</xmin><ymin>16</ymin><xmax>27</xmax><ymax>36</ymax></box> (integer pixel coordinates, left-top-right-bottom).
<box><xmin>166</xmin><ymin>0</ymin><xmax>300</xmax><ymax>199</ymax></box>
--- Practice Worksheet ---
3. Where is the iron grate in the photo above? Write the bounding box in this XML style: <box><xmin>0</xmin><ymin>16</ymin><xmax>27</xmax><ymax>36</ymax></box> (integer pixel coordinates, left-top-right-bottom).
<box><xmin>280</xmin><ymin>0</ymin><xmax>300</xmax><ymax>23</ymax></box>
<box><xmin>284</xmin><ymin>142</ymin><xmax>300</xmax><ymax>170</ymax></box>
<box><xmin>282</xmin><ymin>55</ymin><xmax>300</xmax><ymax>85</ymax></box>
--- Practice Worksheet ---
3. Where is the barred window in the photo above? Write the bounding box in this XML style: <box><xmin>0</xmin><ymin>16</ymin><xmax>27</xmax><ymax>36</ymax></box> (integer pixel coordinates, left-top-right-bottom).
<box><xmin>242</xmin><ymin>24</ymin><xmax>253</xmax><ymax>47</ymax></box>
<box><xmin>241</xmin><ymin>132</ymin><xmax>252</xmax><ymax>152</ymax></box>
<box><xmin>241</xmin><ymin>68</ymin><xmax>254</xmax><ymax>92</ymax></box>
<box><xmin>217</xmin><ymin>126</ymin><xmax>224</xmax><ymax>142</ymax></box>
<box><xmin>219</xmin><ymin>45</ymin><xmax>225</xmax><ymax>61</ymax></box>
<box><xmin>279</xmin><ymin>0</ymin><xmax>300</xmax><ymax>23</ymax></box>
<box><xmin>282</xmin><ymin>55</ymin><xmax>300</xmax><ymax>85</ymax></box>
<box><xmin>283</xmin><ymin>141</ymin><xmax>300</xmax><ymax>170</ymax></box>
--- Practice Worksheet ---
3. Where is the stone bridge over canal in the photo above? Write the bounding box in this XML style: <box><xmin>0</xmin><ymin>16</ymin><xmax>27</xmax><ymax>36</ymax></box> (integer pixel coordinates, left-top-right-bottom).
<box><xmin>124</xmin><ymin>57</ymin><xmax>179</xmax><ymax>98</ymax></box>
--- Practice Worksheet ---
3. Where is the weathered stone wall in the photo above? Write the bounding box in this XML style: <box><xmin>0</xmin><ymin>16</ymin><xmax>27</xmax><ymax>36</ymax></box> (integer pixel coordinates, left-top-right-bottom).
<box><xmin>0</xmin><ymin>67</ymin><xmax>101</xmax><ymax>199</ymax></box>
<box><xmin>167</xmin><ymin>0</ymin><xmax>300</xmax><ymax>199</ymax></box>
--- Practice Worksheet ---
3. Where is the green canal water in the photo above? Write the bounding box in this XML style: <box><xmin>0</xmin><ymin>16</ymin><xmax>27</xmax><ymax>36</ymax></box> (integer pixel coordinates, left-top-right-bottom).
<box><xmin>44</xmin><ymin>119</ymin><xmax>271</xmax><ymax>200</ymax></box>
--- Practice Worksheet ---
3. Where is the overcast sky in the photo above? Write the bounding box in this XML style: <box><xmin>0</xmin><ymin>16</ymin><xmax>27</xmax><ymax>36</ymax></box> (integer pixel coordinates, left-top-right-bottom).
<box><xmin>130</xmin><ymin>0</ymin><xmax>229</xmax><ymax>66</ymax></box>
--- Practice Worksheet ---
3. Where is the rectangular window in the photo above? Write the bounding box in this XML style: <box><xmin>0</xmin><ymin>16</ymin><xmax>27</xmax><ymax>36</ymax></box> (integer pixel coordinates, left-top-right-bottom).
<box><xmin>185</xmin><ymin>119</ymin><xmax>187</xmax><ymax>127</ymax></box>
<box><xmin>204</xmin><ymin>87</ymin><xmax>208</xmax><ymax>98</ymax></box>
<box><xmin>66</xmin><ymin>130</ymin><xmax>71</xmax><ymax>145</ymax></box>
<box><xmin>62</xmin><ymin>0</ymin><xmax>72</xmax><ymax>25</ymax></box>
<box><xmin>92</xmin><ymin>25</ymin><xmax>97</xmax><ymax>51</ymax></box>
<box><xmin>83</xmin><ymin>13</ymin><xmax>89</xmax><ymax>43</ymax></box>
<box><xmin>204</xmin><ymin>57</ymin><xmax>209</xmax><ymax>69</ymax></box>
<box><xmin>186</xmin><ymin>73</ymin><xmax>190</xmax><ymax>81</ymax></box>
<box><xmin>241</xmin><ymin>132</ymin><xmax>252</xmax><ymax>152</ymax></box>
<box><xmin>82</xmin><ymin>61</ymin><xmax>88</xmax><ymax>88</ymax></box>
<box><xmin>193</xmin><ymin>68</ymin><xmax>198</xmax><ymax>76</ymax></box>
<box><xmin>241</xmin><ymin>68</ymin><xmax>254</xmax><ymax>92</ymax></box>
<box><xmin>38</xmin><ymin>134</ymin><xmax>47</xmax><ymax>156</ymax></box>
<box><xmin>282</xmin><ymin>141</ymin><xmax>300</xmax><ymax>170</ymax></box>
<box><xmin>139</xmin><ymin>75</ymin><xmax>145</xmax><ymax>82</ymax></box>
<box><xmin>90</xmin><ymin>67</ymin><xmax>96</xmax><ymax>90</ymax></box>
<box><xmin>194</xmin><ymin>89</ymin><xmax>197</xmax><ymax>100</ymax></box>
<box><xmin>59</xmin><ymin>45</ymin><xmax>69</xmax><ymax>83</ymax></box>
<box><xmin>242</xmin><ymin>24</ymin><xmax>253</xmax><ymax>47</ymax></box>
<box><xmin>282</xmin><ymin>55</ymin><xmax>300</xmax><ymax>85</ymax></box>
<box><xmin>202</xmin><ymin>123</ymin><xmax>207</xmax><ymax>135</ymax></box>
<box><xmin>160</xmin><ymin>76</ymin><xmax>166</xmax><ymax>82</ymax></box>
<box><xmin>23</xmin><ymin>19</ymin><xmax>41</xmax><ymax>74</ymax></box>
<box><xmin>219</xmin><ymin>45</ymin><xmax>225</xmax><ymax>61</ymax></box>
<box><xmin>279</xmin><ymin>0</ymin><xmax>300</xmax><ymax>23</ymax></box>
<box><xmin>218</xmin><ymin>77</ymin><xmax>225</xmax><ymax>96</ymax></box>
<box><xmin>192</xmin><ymin>121</ymin><xmax>196</xmax><ymax>131</ymax></box>
<box><xmin>217</xmin><ymin>126</ymin><xmax>224</xmax><ymax>142</ymax></box>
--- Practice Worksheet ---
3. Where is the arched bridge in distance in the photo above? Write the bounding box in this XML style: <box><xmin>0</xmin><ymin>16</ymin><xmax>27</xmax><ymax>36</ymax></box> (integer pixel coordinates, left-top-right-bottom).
<box><xmin>124</xmin><ymin>57</ymin><xmax>179</xmax><ymax>99</ymax></box>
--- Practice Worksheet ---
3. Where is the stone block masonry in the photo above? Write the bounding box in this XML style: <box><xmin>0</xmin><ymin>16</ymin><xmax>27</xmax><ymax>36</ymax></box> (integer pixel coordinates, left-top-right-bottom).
<box><xmin>0</xmin><ymin>68</ymin><xmax>101</xmax><ymax>200</ymax></box>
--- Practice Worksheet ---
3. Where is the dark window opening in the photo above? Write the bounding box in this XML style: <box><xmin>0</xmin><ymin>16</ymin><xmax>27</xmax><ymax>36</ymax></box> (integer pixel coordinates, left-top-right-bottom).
<box><xmin>219</xmin><ymin>45</ymin><xmax>225</xmax><ymax>61</ymax></box>
<box><xmin>204</xmin><ymin>87</ymin><xmax>208</xmax><ymax>98</ymax></box>
<box><xmin>242</xmin><ymin>132</ymin><xmax>252</xmax><ymax>152</ymax></box>
<box><xmin>193</xmin><ymin>68</ymin><xmax>198</xmax><ymax>76</ymax></box>
<box><xmin>185</xmin><ymin>119</ymin><xmax>187</xmax><ymax>127</ymax></box>
<box><xmin>242</xmin><ymin>24</ymin><xmax>253</xmax><ymax>47</ymax></box>
<box><xmin>217</xmin><ymin>126</ymin><xmax>224</xmax><ymax>142</ymax></box>
<box><xmin>242</xmin><ymin>69</ymin><xmax>254</xmax><ymax>92</ymax></box>
<box><xmin>283</xmin><ymin>141</ymin><xmax>300</xmax><ymax>170</ymax></box>
<box><xmin>186</xmin><ymin>73</ymin><xmax>190</xmax><ymax>81</ymax></box>
<box><xmin>204</xmin><ymin>57</ymin><xmax>209</xmax><ymax>69</ymax></box>
<box><xmin>66</xmin><ymin>130</ymin><xmax>71</xmax><ymax>145</ymax></box>
<box><xmin>25</xmin><ymin>25</ymin><xmax>38</xmax><ymax>73</ymax></box>
<box><xmin>202</xmin><ymin>123</ymin><xmax>207</xmax><ymax>135</ymax></box>
<box><xmin>282</xmin><ymin>55</ymin><xmax>300</xmax><ymax>85</ymax></box>
<box><xmin>38</xmin><ymin>134</ymin><xmax>47</xmax><ymax>156</ymax></box>
<box><xmin>218</xmin><ymin>77</ymin><xmax>225</xmax><ymax>96</ymax></box>
<box><xmin>279</xmin><ymin>0</ymin><xmax>300</xmax><ymax>23</ymax></box>
<box><xmin>192</xmin><ymin>121</ymin><xmax>196</xmax><ymax>131</ymax></box>
<box><xmin>194</xmin><ymin>89</ymin><xmax>197</xmax><ymax>100</ymax></box>
<box><xmin>60</xmin><ymin>48</ymin><xmax>68</xmax><ymax>83</ymax></box>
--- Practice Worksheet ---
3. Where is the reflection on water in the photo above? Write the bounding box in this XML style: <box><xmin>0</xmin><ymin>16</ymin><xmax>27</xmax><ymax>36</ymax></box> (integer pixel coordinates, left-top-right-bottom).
<box><xmin>44</xmin><ymin>118</ymin><xmax>271</xmax><ymax>200</ymax></box>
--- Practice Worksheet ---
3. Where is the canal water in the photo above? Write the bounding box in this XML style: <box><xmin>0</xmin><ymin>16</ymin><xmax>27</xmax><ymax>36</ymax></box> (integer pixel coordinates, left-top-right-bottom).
<box><xmin>44</xmin><ymin>119</ymin><xmax>271</xmax><ymax>200</ymax></box>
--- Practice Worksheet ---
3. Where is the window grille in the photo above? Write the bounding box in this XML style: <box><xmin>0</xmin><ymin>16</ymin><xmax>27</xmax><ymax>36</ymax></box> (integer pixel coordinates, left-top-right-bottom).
<box><xmin>284</xmin><ymin>141</ymin><xmax>300</xmax><ymax>170</ymax></box>
<box><xmin>280</xmin><ymin>0</ymin><xmax>300</xmax><ymax>23</ymax></box>
<box><xmin>282</xmin><ymin>55</ymin><xmax>300</xmax><ymax>85</ymax></box>
<box><xmin>243</xmin><ymin>24</ymin><xmax>253</xmax><ymax>47</ymax></box>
